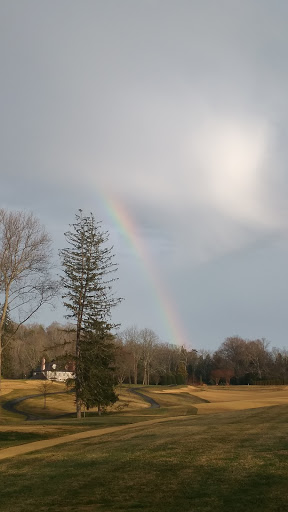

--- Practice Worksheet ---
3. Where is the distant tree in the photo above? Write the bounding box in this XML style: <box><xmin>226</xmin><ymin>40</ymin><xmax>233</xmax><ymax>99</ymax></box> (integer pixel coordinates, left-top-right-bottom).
<box><xmin>187</xmin><ymin>349</ymin><xmax>198</xmax><ymax>384</ymax></box>
<box><xmin>176</xmin><ymin>361</ymin><xmax>188</xmax><ymax>385</ymax></box>
<box><xmin>195</xmin><ymin>350</ymin><xmax>213</xmax><ymax>385</ymax></box>
<box><xmin>114</xmin><ymin>339</ymin><xmax>133</xmax><ymax>387</ymax></box>
<box><xmin>215</xmin><ymin>336</ymin><xmax>248</xmax><ymax>382</ymax></box>
<box><xmin>247</xmin><ymin>338</ymin><xmax>271</xmax><ymax>380</ymax></box>
<box><xmin>140</xmin><ymin>328</ymin><xmax>158</xmax><ymax>385</ymax></box>
<box><xmin>121</xmin><ymin>326</ymin><xmax>142</xmax><ymax>384</ymax></box>
<box><xmin>37</xmin><ymin>379</ymin><xmax>54</xmax><ymax>409</ymax></box>
<box><xmin>210</xmin><ymin>369</ymin><xmax>223</xmax><ymax>385</ymax></box>
<box><xmin>60</xmin><ymin>210</ymin><xmax>121</xmax><ymax>418</ymax></box>
<box><xmin>0</xmin><ymin>209</ymin><xmax>58</xmax><ymax>390</ymax></box>
<box><xmin>150</xmin><ymin>342</ymin><xmax>172</xmax><ymax>382</ymax></box>
<box><xmin>211</xmin><ymin>368</ymin><xmax>234</xmax><ymax>385</ymax></box>
<box><xmin>272</xmin><ymin>348</ymin><xmax>288</xmax><ymax>381</ymax></box>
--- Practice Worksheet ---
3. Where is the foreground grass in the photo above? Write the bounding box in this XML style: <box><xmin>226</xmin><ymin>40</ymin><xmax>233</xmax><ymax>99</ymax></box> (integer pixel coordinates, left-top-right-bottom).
<box><xmin>1</xmin><ymin>404</ymin><xmax>288</xmax><ymax>512</ymax></box>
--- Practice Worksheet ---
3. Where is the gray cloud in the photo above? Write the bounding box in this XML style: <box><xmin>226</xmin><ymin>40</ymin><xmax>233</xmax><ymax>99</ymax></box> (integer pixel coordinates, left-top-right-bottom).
<box><xmin>1</xmin><ymin>1</ymin><xmax>288</xmax><ymax>348</ymax></box>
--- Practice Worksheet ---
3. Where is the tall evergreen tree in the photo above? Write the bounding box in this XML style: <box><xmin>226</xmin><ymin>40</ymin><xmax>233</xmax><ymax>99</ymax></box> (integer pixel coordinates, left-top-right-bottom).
<box><xmin>60</xmin><ymin>210</ymin><xmax>121</xmax><ymax>418</ymax></box>
<box><xmin>76</xmin><ymin>321</ymin><xmax>118</xmax><ymax>414</ymax></box>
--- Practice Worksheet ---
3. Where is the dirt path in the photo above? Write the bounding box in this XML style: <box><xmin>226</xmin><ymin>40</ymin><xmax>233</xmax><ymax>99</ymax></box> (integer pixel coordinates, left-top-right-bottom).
<box><xmin>0</xmin><ymin>414</ymin><xmax>191</xmax><ymax>461</ymax></box>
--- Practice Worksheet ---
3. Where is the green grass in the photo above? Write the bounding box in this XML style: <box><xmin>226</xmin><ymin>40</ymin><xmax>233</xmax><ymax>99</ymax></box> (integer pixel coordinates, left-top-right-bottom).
<box><xmin>1</xmin><ymin>404</ymin><xmax>288</xmax><ymax>511</ymax></box>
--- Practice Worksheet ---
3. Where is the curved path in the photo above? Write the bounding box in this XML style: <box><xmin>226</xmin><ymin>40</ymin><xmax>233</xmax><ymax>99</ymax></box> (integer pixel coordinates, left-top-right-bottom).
<box><xmin>2</xmin><ymin>391</ymin><xmax>72</xmax><ymax>421</ymax></box>
<box><xmin>129</xmin><ymin>388</ymin><xmax>160</xmax><ymax>408</ymax></box>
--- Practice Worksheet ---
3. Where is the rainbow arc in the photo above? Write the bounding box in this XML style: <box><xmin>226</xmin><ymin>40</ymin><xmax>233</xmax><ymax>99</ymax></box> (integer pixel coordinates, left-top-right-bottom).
<box><xmin>102</xmin><ymin>194</ymin><xmax>189</xmax><ymax>348</ymax></box>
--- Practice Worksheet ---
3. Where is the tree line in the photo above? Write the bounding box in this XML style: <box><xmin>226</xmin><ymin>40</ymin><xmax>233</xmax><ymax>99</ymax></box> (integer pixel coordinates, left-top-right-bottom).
<box><xmin>3</xmin><ymin>322</ymin><xmax>288</xmax><ymax>387</ymax></box>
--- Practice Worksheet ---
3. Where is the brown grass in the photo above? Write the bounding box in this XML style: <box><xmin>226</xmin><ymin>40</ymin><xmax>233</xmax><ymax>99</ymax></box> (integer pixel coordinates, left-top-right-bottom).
<box><xmin>0</xmin><ymin>379</ymin><xmax>66</xmax><ymax>396</ymax></box>
<box><xmin>151</xmin><ymin>385</ymin><xmax>288</xmax><ymax>414</ymax></box>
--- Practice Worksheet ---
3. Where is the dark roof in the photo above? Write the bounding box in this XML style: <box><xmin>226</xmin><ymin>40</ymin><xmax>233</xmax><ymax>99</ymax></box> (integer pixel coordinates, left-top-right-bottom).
<box><xmin>34</xmin><ymin>360</ymin><xmax>75</xmax><ymax>373</ymax></box>
<box><xmin>30</xmin><ymin>372</ymin><xmax>48</xmax><ymax>380</ymax></box>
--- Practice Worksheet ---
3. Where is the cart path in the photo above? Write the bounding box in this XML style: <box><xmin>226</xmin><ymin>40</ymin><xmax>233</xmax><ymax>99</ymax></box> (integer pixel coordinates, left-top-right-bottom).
<box><xmin>0</xmin><ymin>414</ymin><xmax>192</xmax><ymax>461</ymax></box>
<box><xmin>3</xmin><ymin>388</ymin><xmax>160</xmax><ymax>421</ymax></box>
<box><xmin>2</xmin><ymin>391</ymin><xmax>73</xmax><ymax>421</ymax></box>
<box><xmin>128</xmin><ymin>388</ymin><xmax>160</xmax><ymax>408</ymax></box>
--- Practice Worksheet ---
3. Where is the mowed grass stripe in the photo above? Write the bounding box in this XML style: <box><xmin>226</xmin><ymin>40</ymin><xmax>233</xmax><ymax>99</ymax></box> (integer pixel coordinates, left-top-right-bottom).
<box><xmin>1</xmin><ymin>405</ymin><xmax>288</xmax><ymax>512</ymax></box>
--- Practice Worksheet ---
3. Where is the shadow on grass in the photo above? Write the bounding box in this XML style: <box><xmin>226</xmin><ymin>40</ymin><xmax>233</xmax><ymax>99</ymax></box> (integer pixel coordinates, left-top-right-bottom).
<box><xmin>0</xmin><ymin>431</ymin><xmax>54</xmax><ymax>449</ymax></box>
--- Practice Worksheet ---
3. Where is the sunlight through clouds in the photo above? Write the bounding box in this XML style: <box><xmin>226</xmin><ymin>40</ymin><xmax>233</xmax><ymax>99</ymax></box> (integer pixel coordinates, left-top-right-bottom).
<box><xmin>187</xmin><ymin>116</ymin><xmax>273</xmax><ymax>225</ymax></box>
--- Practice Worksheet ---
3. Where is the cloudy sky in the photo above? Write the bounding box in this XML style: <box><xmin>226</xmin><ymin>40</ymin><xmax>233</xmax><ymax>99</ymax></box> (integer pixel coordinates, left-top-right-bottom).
<box><xmin>1</xmin><ymin>0</ymin><xmax>288</xmax><ymax>350</ymax></box>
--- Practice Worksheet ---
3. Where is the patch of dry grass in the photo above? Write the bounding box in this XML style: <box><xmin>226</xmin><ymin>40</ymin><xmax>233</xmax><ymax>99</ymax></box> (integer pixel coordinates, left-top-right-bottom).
<box><xmin>0</xmin><ymin>379</ymin><xmax>65</xmax><ymax>396</ymax></box>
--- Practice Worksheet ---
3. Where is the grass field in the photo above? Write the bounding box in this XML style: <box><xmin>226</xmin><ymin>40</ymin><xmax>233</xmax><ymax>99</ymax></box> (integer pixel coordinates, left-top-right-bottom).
<box><xmin>1</xmin><ymin>381</ymin><xmax>288</xmax><ymax>511</ymax></box>
<box><xmin>1</xmin><ymin>404</ymin><xmax>288</xmax><ymax>511</ymax></box>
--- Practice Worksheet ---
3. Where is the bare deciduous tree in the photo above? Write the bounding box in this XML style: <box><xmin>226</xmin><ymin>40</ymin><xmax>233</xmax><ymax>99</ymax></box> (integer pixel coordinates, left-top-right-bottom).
<box><xmin>37</xmin><ymin>379</ymin><xmax>54</xmax><ymax>409</ymax></box>
<box><xmin>121</xmin><ymin>326</ymin><xmax>142</xmax><ymax>385</ymax></box>
<box><xmin>114</xmin><ymin>338</ymin><xmax>133</xmax><ymax>387</ymax></box>
<box><xmin>0</xmin><ymin>209</ymin><xmax>58</xmax><ymax>391</ymax></box>
<box><xmin>140</xmin><ymin>328</ymin><xmax>158</xmax><ymax>385</ymax></box>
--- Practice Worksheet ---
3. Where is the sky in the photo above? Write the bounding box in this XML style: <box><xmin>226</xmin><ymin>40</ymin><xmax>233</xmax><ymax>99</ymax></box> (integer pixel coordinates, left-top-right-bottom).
<box><xmin>1</xmin><ymin>0</ymin><xmax>288</xmax><ymax>351</ymax></box>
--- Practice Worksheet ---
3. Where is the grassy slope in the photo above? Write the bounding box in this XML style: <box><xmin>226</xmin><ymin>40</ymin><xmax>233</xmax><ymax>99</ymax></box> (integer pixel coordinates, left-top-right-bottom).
<box><xmin>1</xmin><ymin>404</ymin><xmax>288</xmax><ymax>512</ymax></box>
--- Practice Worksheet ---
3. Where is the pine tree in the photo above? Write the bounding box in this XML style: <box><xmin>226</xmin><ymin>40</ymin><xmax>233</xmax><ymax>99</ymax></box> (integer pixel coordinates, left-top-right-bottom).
<box><xmin>76</xmin><ymin>321</ymin><xmax>118</xmax><ymax>414</ymax></box>
<box><xmin>60</xmin><ymin>210</ymin><xmax>121</xmax><ymax>418</ymax></box>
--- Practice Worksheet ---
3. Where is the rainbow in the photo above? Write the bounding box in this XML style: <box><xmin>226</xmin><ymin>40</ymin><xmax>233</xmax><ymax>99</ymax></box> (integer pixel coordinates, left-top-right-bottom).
<box><xmin>102</xmin><ymin>193</ymin><xmax>189</xmax><ymax>348</ymax></box>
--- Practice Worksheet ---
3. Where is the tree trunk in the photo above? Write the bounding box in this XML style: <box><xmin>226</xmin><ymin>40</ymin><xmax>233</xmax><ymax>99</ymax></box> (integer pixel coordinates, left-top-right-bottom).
<box><xmin>76</xmin><ymin>327</ymin><xmax>81</xmax><ymax>419</ymax></box>
<box><xmin>76</xmin><ymin>398</ymin><xmax>82</xmax><ymax>419</ymax></box>
<box><xmin>134</xmin><ymin>360</ymin><xmax>138</xmax><ymax>384</ymax></box>
<box><xmin>142</xmin><ymin>362</ymin><xmax>147</xmax><ymax>385</ymax></box>
<box><xmin>0</xmin><ymin>287</ymin><xmax>10</xmax><ymax>393</ymax></box>
<box><xmin>98</xmin><ymin>403</ymin><xmax>101</xmax><ymax>416</ymax></box>
<box><xmin>0</xmin><ymin>344</ymin><xmax>2</xmax><ymax>393</ymax></box>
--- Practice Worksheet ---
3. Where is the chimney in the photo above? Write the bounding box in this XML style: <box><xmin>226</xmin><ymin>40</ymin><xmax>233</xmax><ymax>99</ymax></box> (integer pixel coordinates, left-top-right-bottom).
<box><xmin>41</xmin><ymin>357</ymin><xmax>46</xmax><ymax>371</ymax></box>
